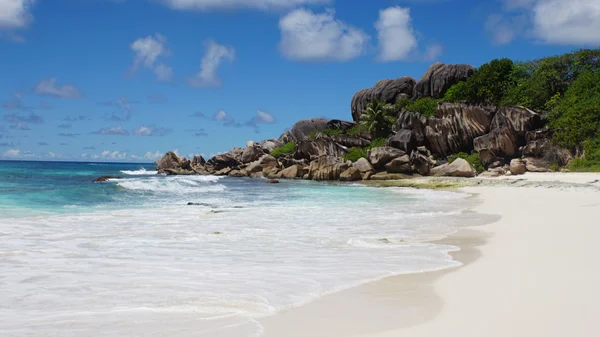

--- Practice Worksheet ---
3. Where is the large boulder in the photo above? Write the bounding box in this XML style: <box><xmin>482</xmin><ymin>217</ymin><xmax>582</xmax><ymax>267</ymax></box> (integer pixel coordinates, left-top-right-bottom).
<box><xmin>280</xmin><ymin>165</ymin><xmax>303</xmax><ymax>179</ymax></box>
<box><xmin>191</xmin><ymin>155</ymin><xmax>206</xmax><ymax>166</ymax></box>
<box><xmin>308</xmin><ymin>156</ymin><xmax>351</xmax><ymax>181</ymax></box>
<box><xmin>351</xmin><ymin>77</ymin><xmax>416</xmax><ymax>122</ymax></box>
<box><xmin>385</xmin><ymin>155</ymin><xmax>411</xmax><ymax>174</ymax></box>
<box><xmin>393</xmin><ymin>110</ymin><xmax>428</xmax><ymax>145</ymax></box>
<box><xmin>279</xmin><ymin>118</ymin><xmax>329</xmax><ymax>143</ymax></box>
<box><xmin>295</xmin><ymin>135</ymin><xmax>370</xmax><ymax>161</ymax></box>
<box><xmin>430</xmin><ymin>158</ymin><xmax>476</xmax><ymax>177</ymax></box>
<box><xmin>509</xmin><ymin>158</ymin><xmax>527</xmax><ymax>175</ymax></box>
<box><xmin>206</xmin><ymin>153</ymin><xmax>240</xmax><ymax>172</ymax></box>
<box><xmin>241</xmin><ymin>146</ymin><xmax>264</xmax><ymax>163</ymax></box>
<box><xmin>523</xmin><ymin>129</ymin><xmax>573</xmax><ymax>166</ymax></box>
<box><xmin>413</xmin><ymin>63</ymin><xmax>476</xmax><ymax>99</ymax></box>
<box><xmin>491</xmin><ymin>106</ymin><xmax>543</xmax><ymax>139</ymax></box>
<box><xmin>523</xmin><ymin>157</ymin><xmax>551</xmax><ymax>172</ymax></box>
<box><xmin>473</xmin><ymin>126</ymin><xmax>518</xmax><ymax>166</ymax></box>
<box><xmin>340</xmin><ymin>167</ymin><xmax>363</xmax><ymax>181</ymax></box>
<box><xmin>157</xmin><ymin>151</ymin><xmax>181</xmax><ymax>172</ymax></box>
<box><xmin>354</xmin><ymin>157</ymin><xmax>374</xmax><ymax>174</ymax></box>
<box><xmin>386</xmin><ymin>129</ymin><xmax>418</xmax><ymax>153</ymax></box>
<box><xmin>425</xmin><ymin>103</ymin><xmax>496</xmax><ymax>157</ymax></box>
<box><xmin>410</xmin><ymin>151</ymin><xmax>435</xmax><ymax>175</ymax></box>
<box><xmin>368</xmin><ymin>146</ymin><xmax>406</xmax><ymax>169</ymax></box>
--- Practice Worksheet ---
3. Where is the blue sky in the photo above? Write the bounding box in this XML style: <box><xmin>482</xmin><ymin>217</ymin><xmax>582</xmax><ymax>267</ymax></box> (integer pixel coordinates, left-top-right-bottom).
<box><xmin>0</xmin><ymin>0</ymin><xmax>597</xmax><ymax>162</ymax></box>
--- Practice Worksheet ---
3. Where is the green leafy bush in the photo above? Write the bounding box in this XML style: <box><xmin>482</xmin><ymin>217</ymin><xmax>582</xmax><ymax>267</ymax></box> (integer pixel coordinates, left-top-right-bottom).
<box><xmin>448</xmin><ymin>152</ymin><xmax>485</xmax><ymax>173</ymax></box>
<box><xmin>308</xmin><ymin>128</ymin><xmax>343</xmax><ymax>140</ymax></box>
<box><xmin>404</xmin><ymin>97</ymin><xmax>441</xmax><ymax>118</ymax></box>
<box><xmin>271</xmin><ymin>141</ymin><xmax>296</xmax><ymax>158</ymax></box>
<box><xmin>347</xmin><ymin>124</ymin><xmax>368</xmax><ymax>137</ymax></box>
<box><xmin>568</xmin><ymin>138</ymin><xmax>600</xmax><ymax>172</ymax></box>
<box><xmin>548</xmin><ymin>70</ymin><xmax>600</xmax><ymax>151</ymax></box>
<box><xmin>366</xmin><ymin>138</ymin><xmax>386</xmax><ymax>150</ymax></box>
<box><xmin>343</xmin><ymin>147</ymin><xmax>367</xmax><ymax>162</ymax></box>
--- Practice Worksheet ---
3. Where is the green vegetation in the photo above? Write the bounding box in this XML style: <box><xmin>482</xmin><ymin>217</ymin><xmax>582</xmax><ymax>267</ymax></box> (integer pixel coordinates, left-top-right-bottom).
<box><xmin>308</xmin><ymin>128</ymin><xmax>344</xmax><ymax>140</ymax></box>
<box><xmin>346</xmin><ymin>124</ymin><xmax>368</xmax><ymax>137</ymax></box>
<box><xmin>548</xmin><ymin>70</ymin><xmax>600</xmax><ymax>151</ymax></box>
<box><xmin>342</xmin><ymin>138</ymin><xmax>386</xmax><ymax>162</ymax></box>
<box><xmin>366</xmin><ymin>137</ymin><xmax>386</xmax><ymax>149</ymax></box>
<box><xmin>343</xmin><ymin>147</ymin><xmax>367</xmax><ymax>162</ymax></box>
<box><xmin>568</xmin><ymin>138</ymin><xmax>600</xmax><ymax>172</ymax></box>
<box><xmin>448</xmin><ymin>152</ymin><xmax>485</xmax><ymax>174</ymax></box>
<box><xmin>403</xmin><ymin>97</ymin><xmax>441</xmax><ymax>118</ymax></box>
<box><xmin>271</xmin><ymin>141</ymin><xmax>296</xmax><ymax>158</ymax></box>
<box><xmin>359</xmin><ymin>99</ymin><xmax>397</xmax><ymax>138</ymax></box>
<box><xmin>443</xmin><ymin>58</ymin><xmax>515</xmax><ymax>105</ymax></box>
<box><xmin>439</xmin><ymin>49</ymin><xmax>600</xmax><ymax>171</ymax></box>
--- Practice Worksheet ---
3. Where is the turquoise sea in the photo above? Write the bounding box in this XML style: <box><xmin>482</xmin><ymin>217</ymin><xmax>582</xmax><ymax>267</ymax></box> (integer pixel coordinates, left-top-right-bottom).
<box><xmin>0</xmin><ymin>160</ymin><xmax>478</xmax><ymax>336</ymax></box>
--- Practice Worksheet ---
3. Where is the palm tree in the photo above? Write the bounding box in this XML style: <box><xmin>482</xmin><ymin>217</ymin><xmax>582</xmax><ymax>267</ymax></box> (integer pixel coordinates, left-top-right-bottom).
<box><xmin>359</xmin><ymin>99</ymin><xmax>396</xmax><ymax>138</ymax></box>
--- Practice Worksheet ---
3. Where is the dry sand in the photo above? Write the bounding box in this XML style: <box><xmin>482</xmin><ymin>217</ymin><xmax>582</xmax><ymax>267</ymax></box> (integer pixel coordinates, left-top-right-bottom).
<box><xmin>259</xmin><ymin>173</ymin><xmax>600</xmax><ymax>337</ymax></box>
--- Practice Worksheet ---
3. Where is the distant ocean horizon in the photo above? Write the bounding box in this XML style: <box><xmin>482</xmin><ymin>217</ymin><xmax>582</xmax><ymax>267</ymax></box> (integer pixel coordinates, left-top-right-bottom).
<box><xmin>0</xmin><ymin>160</ymin><xmax>479</xmax><ymax>336</ymax></box>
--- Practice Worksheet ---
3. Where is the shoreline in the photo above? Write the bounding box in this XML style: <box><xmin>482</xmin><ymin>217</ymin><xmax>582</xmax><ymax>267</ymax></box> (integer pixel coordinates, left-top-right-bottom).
<box><xmin>259</xmin><ymin>173</ymin><xmax>600</xmax><ymax>337</ymax></box>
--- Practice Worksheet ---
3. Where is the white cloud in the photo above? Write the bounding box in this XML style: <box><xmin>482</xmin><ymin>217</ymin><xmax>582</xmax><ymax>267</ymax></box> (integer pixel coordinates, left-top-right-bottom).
<box><xmin>93</xmin><ymin>150</ymin><xmax>127</xmax><ymax>160</ymax></box>
<box><xmin>34</xmin><ymin>78</ymin><xmax>82</xmax><ymax>99</ymax></box>
<box><xmin>213</xmin><ymin>109</ymin><xmax>229</xmax><ymax>121</ymax></box>
<box><xmin>130</xmin><ymin>33</ymin><xmax>173</xmax><ymax>81</ymax></box>
<box><xmin>423</xmin><ymin>43</ymin><xmax>443</xmax><ymax>61</ymax></box>
<box><xmin>3</xmin><ymin>148</ymin><xmax>20</xmax><ymax>157</ymax></box>
<box><xmin>133</xmin><ymin>125</ymin><xmax>170</xmax><ymax>136</ymax></box>
<box><xmin>490</xmin><ymin>0</ymin><xmax>600</xmax><ymax>45</ymax></box>
<box><xmin>278</xmin><ymin>8</ymin><xmax>369</xmax><ymax>61</ymax></box>
<box><xmin>375</xmin><ymin>6</ymin><xmax>418</xmax><ymax>62</ymax></box>
<box><xmin>532</xmin><ymin>0</ymin><xmax>600</xmax><ymax>45</ymax></box>
<box><xmin>144</xmin><ymin>151</ymin><xmax>162</xmax><ymax>160</ymax></box>
<box><xmin>252</xmin><ymin>110</ymin><xmax>275</xmax><ymax>124</ymax></box>
<box><xmin>161</xmin><ymin>0</ymin><xmax>329</xmax><ymax>11</ymax></box>
<box><xmin>189</xmin><ymin>40</ymin><xmax>235</xmax><ymax>87</ymax></box>
<box><xmin>46</xmin><ymin>152</ymin><xmax>56</xmax><ymax>158</ymax></box>
<box><xmin>92</xmin><ymin>125</ymin><xmax>130</xmax><ymax>136</ymax></box>
<box><xmin>0</xmin><ymin>0</ymin><xmax>35</xmax><ymax>29</ymax></box>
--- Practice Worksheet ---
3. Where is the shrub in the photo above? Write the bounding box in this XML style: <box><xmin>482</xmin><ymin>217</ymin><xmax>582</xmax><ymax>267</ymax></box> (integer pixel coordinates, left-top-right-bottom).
<box><xmin>568</xmin><ymin>138</ymin><xmax>600</xmax><ymax>172</ymax></box>
<box><xmin>394</xmin><ymin>96</ymin><xmax>412</xmax><ymax>111</ymax></box>
<box><xmin>343</xmin><ymin>147</ymin><xmax>367</xmax><ymax>162</ymax></box>
<box><xmin>548</xmin><ymin>70</ymin><xmax>600</xmax><ymax>151</ymax></box>
<box><xmin>443</xmin><ymin>81</ymin><xmax>471</xmax><ymax>103</ymax></box>
<box><xmin>347</xmin><ymin>124</ymin><xmax>368</xmax><ymax>137</ymax></box>
<box><xmin>322</xmin><ymin>128</ymin><xmax>343</xmax><ymax>137</ymax></box>
<box><xmin>366</xmin><ymin>138</ymin><xmax>386</xmax><ymax>150</ymax></box>
<box><xmin>448</xmin><ymin>152</ymin><xmax>485</xmax><ymax>173</ymax></box>
<box><xmin>404</xmin><ymin>97</ymin><xmax>441</xmax><ymax>118</ymax></box>
<box><xmin>271</xmin><ymin>141</ymin><xmax>296</xmax><ymax>158</ymax></box>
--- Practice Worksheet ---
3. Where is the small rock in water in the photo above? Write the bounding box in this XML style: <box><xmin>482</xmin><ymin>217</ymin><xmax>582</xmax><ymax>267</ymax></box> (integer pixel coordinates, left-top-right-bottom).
<box><xmin>187</xmin><ymin>202</ymin><xmax>214</xmax><ymax>207</ymax></box>
<box><xmin>92</xmin><ymin>176</ymin><xmax>122</xmax><ymax>182</ymax></box>
<box><xmin>378</xmin><ymin>238</ymin><xmax>390</xmax><ymax>244</ymax></box>
<box><xmin>267</xmin><ymin>179</ymin><xmax>280</xmax><ymax>184</ymax></box>
<box><xmin>212</xmin><ymin>231</ymin><xmax>223</xmax><ymax>235</ymax></box>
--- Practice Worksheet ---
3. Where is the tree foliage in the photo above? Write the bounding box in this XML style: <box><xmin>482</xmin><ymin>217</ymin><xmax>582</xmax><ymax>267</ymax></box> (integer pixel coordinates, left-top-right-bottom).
<box><xmin>548</xmin><ymin>70</ymin><xmax>600</xmax><ymax>151</ymax></box>
<box><xmin>359</xmin><ymin>99</ymin><xmax>396</xmax><ymax>138</ymax></box>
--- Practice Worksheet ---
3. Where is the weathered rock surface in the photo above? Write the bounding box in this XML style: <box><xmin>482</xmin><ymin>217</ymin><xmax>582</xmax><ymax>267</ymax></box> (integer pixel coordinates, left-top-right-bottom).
<box><xmin>241</xmin><ymin>146</ymin><xmax>264</xmax><ymax>163</ymax></box>
<box><xmin>308</xmin><ymin>156</ymin><xmax>350</xmax><ymax>181</ymax></box>
<box><xmin>368</xmin><ymin>146</ymin><xmax>406</xmax><ymax>169</ymax></box>
<box><xmin>351</xmin><ymin>77</ymin><xmax>416</xmax><ymax>122</ymax></box>
<box><xmin>279</xmin><ymin>118</ymin><xmax>329</xmax><ymax>143</ymax></box>
<box><xmin>426</xmin><ymin>103</ymin><xmax>496</xmax><ymax>156</ymax></box>
<box><xmin>280</xmin><ymin>165</ymin><xmax>303</xmax><ymax>179</ymax></box>
<box><xmin>206</xmin><ymin>153</ymin><xmax>240</xmax><ymax>172</ymax></box>
<box><xmin>509</xmin><ymin>159</ymin><xmax>527</xmax><ymax>175</ymax></box>
<box><xmin>474</xmin><ymin>126</ymin><xmax>518</xmax><ymax>166</ymax></box>
<box><xmin>340</xmin><ymin>167</ymin><xmax>362</xmax><ymax>181</ymax></box>
<box><xmin>523</xmin><ymin>157</ymin><xmax>550</xmax><ymax>172</ymax></box>
<box><xmin>410</xmin><ymin>151</ymin><xmax>434</xmax><ymax>175</ymax></box>
<box><xmin>354</xmin><ymin>157</ymin><xmax>374</xmax><ymax>173</ymax></box>
<box><xmin>413</xmin><ymin>63</ymin><xmax>476</xmax><ymax>99</ymax></box>
<box><xmin>393</xmin><ymin>110</ymin><xmax>428</xmax><ymax>145</ymax></box>
<box><xmin>157</xmin><ymin>151</ymin><xmax>182</xmax><ymax>172</ymax></box>
<box><xmin>430</xmin><ymin>158</ymin><xmax>476</xmax><ymax>177</ymax></box>
<box><xmin>523</xmin><ymin>129</ymin><xmax>573</xmax><ymax>166</ymax></box>
<box><xmin>191</xmin><ymin>155</ymin><xmax>206</xmax><ymax>166</ymax></box>
<box><xmin>386</xmin><ymin>129</ymin><xmax>418</xmax><ymax>153</ymax></box>
<box><xmin>295</xmin><ymin>134</ymin><xmax>370</xmax><ymax>161</ymax></box>
<box><xmin>385</xmin><ymin>155</ymin><xmax>411</xmax><ymax>174</ymax></box>
<box><xmin>369</xmin><ymin>172</ymin><xmax>413</xmax><ymax>180</ymax></box>
<box><xmin>491</xmin><ymin>106</ymin><xmax>543</xmax><ymax>138</ymax></box>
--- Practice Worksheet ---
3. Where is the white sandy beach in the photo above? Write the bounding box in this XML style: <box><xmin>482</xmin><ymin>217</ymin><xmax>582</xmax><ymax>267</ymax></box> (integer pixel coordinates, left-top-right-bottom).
<box><xmin>260</xmin><ymin>172</ymin><xmax>600</xmax><ymax>337</ymax></box>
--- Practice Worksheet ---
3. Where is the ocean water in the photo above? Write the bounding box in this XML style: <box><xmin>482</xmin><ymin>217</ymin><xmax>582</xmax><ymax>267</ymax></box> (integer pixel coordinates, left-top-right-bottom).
<box><xmin>0</xmin><ymin>160</ymin><xmax>478</xmax><ymax>336</ymax></box>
